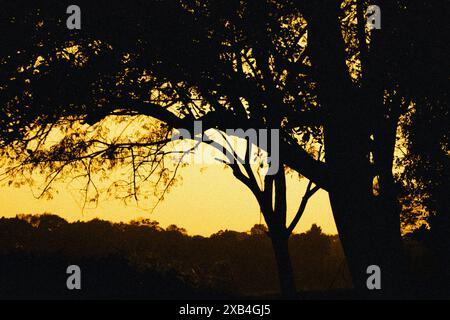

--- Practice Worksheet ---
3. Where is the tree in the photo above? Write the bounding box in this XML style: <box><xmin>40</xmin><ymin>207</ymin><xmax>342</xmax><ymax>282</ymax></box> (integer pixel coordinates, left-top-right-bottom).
<box><xmin>1</xmin><ymin>0</ymin><xmax>323</xmax><ymax>298</ymax></box>
<box><xmin>398</xmin><ymin>73</ymin><xmax>449</xmax><ymax>288</ymax></box>
<box><xmin>250</xmin><ymin>224</ymin><xmax>268</xmax><ymax>237</ymax></box>
<box><xmin>0</xmin><ymin>0</ymin><xmax>447</xmax><ymax>297</ymax></box>
<box><xmin>293</xmin><ymin>0</ymin><xmax>448</xmax><ymax>296</ymax></box>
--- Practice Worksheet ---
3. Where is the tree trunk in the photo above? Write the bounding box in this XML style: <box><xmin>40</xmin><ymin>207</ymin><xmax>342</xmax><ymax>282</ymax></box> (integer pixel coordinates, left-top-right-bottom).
<box><xmin>325</xmin><ymin>123</ymin><xmax>408</xmax><ymax>298</ymax></box>
<box><xmin>300</xmin><ymin>0</ymin><xmax>409</xmax><ymax>298</ymax></box>
<box><xmin>270</xmin><ymin>232</ymin><xmax>297</xmax><ymax>299</ymax></box>
<box><xmin>328</xmin><ymin>187</ymin><xmax>407</xmax><ymax>298</ymax></box>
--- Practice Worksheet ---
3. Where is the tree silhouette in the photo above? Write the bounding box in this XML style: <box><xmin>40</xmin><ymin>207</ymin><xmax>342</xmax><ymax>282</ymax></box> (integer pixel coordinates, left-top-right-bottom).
<box><xmin>398</xmin><ymin>75</ymin><xmax>449</xmax><ymax>290</ymax></box>
<box><xmin>0</xmin><ymin>0</ymin><xmax>448</xmax><ymax>298</ymax></box>
<box><xmin>1</xmin><ymin>215</ymin><xmax>354</xmax><ymax>298</ymax></box>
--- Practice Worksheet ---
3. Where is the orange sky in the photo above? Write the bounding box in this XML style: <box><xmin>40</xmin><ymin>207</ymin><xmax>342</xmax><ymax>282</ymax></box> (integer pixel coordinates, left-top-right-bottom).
<box><xmin>0</xmin><ymin>163</ymin><xmax>337</xmax><ymax>236</ymax></box>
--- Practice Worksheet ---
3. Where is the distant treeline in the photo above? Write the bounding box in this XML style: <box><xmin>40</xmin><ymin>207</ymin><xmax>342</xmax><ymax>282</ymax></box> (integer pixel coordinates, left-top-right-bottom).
<box><xmin>0</xmin><ymin>214</ymin><xmax>352</xmax><ymax>299</ymax></box>
<box><xmin>0</xmin><ymin>214</ymin><xmax>446</xmax><ymax>299</ymax></box>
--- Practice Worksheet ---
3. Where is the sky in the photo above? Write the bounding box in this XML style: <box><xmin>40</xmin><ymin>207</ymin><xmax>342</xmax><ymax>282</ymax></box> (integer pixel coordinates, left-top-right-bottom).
<box><xmin>0</xmin><ymin>163</ymin><xmax>338</xmax><ymax>236</ymax></box>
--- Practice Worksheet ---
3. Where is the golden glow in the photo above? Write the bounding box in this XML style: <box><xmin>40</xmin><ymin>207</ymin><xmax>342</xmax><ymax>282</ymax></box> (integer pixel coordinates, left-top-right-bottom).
<box><xmin>0</xmin><ymin>164</ymin><xmax>337</xmax><ymax>236</ymax></box>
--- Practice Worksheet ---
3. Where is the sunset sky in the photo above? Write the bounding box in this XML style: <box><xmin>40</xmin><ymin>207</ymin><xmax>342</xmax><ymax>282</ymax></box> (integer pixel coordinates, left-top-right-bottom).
<box><xmin>0</xmin><ymin>162</ymin><xmax>337</xmax><ymax>236</ymax></box>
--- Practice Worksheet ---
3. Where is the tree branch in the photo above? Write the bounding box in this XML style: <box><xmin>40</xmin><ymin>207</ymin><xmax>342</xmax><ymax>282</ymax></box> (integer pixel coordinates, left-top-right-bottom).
<box><xmin>287</xmin><ymin>180</ymin><xmax>320</xmax><ymax>235</ymax></box>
